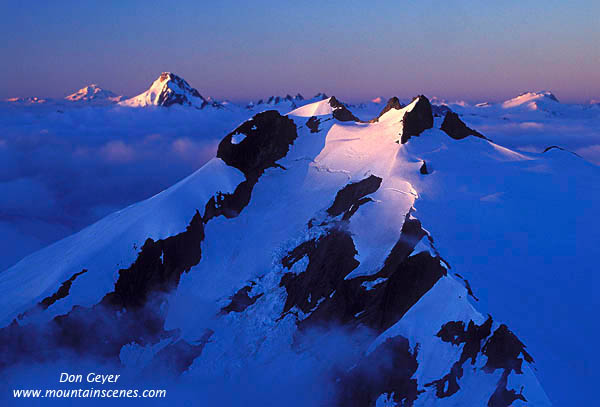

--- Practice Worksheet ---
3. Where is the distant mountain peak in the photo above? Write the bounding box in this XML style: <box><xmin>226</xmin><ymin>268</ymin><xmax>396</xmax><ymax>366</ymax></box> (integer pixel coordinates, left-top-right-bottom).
<box><xmin>518</xmin><ymin>90</ymin><xmax>558</xmax><ymax>102</ymax></box>
<box><xmin>120</xmin><ymin>72</ymin><xmax>218</xmax><ymax>109</ymax></box>
<box><xmin>65</xmin><ymin>84</ymin><xmax>122</xmax><ymax>104</ymax></box>
<box><xmin>502</xmin><ymin>91</ymin><xmax>559</xmax><ymax>109</ymax></box>
<box><xmin>247</xmin><ymin>93</ymin><xmax>306</xmax><ymax>109</ymax></box>
<box><xmin>4</xmin><ymin>96</ymin><xmax>49</xmax><ymax>104</ymax></box>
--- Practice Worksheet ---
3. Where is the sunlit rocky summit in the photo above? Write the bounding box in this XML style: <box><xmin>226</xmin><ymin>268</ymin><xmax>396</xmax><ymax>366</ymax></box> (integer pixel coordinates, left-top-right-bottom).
<box><xmin>119</xmin><ymin>72</ymin><xmax>221</xmax><ymax>109</ymax></box>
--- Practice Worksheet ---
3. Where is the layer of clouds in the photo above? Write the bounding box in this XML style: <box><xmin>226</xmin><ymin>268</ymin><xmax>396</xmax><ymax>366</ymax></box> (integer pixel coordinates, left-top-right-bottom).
<box><xmin>0</xmin><ymin>104</ymin><xmax>245</xmax><ymax>270</ymax></box>
<box><xmin>461</xmin><ymin>107</ymin><xmax>600</xmax><ymax>164</ymax></box>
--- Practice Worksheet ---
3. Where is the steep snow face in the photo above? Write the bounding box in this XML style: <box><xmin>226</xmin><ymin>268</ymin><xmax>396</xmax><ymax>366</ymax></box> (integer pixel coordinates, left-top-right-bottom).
<box><xmin>119</xmin><ymin>72</ymin><xmax>210</xmax><ymax>108</ymax></box>
<box><xmin>0</xmin><ymin>159</ymin><xmax>245</xmax><ymax>324</ymax></box>
<box><xmin>65</xmin><ymin>84</ymin><xmax>122</xmax><ymax>104</ymax></box>
<box><xmin>287</xmin><ymin>96</ymin><xmax>360</xmax><ymax>122</ymax></box>
<box><xmin>1</xmin><ymin>97</ymin><xmax>597</xmax><ymax>405</ymax></box>
<box><xmin>501</xmin><ymin>91</ymin><xmax>559</xmax><ymax>110</ymax></box>
<box><xmin>288</xmin><ymin>97</ymin><xmax>335</xmax><ymax>116</ymax></box>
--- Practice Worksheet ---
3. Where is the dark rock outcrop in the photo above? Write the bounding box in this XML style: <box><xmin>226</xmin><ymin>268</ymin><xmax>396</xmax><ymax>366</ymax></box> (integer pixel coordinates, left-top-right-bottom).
<box><xmin>329</xmin><ymin>96</ymin><xmax>361</xmax><ymax>122</ymax></box>
<box><xmin>220</xmin><ymin>285</ymin><xmax>263</xmax><ymax>314</ymax></box>
<box><xmin>206</xmin><ymin>110</ymin><xmax>298</xmax><ymax>220</ymax></box>
<box><xmin>19</xmin><ymin>269</ymin><xmax>88</xmax><ymax>319</ymax></box>
<box><xmin>281</xmin><ymin>208</ymin><xmax>446</xmax><ymax>334</ymax></box>
<box><xmin>426</xmin><ymin>319</ymin><xmax>533</xmax><ymax>406</ymax></box>
<box><xmin>371</xmin><ymin>97</ymin><xmax>405</xmax><ymax>122</ymax></box>
<box><xmin>440</xmin><ymin>111</ymin><xmax>487</xmax><ymax>140</ymax></box>
<box><xmin>482</xmin><ymin>324</ymin><xmax>533</xmax><ymax>374</ymax></box>
<box><xmin>217</xmin><ymin>110</ymin><xmax>297</xmax><ymax>181</ymax></box>
<box><xmin>306</xmin><ymin>116</ymin><xmax>321</xmax><ymax>133</ymax></box>
<box><xmin>426</xmin><ymin>317</ymin><xmax>493</xmax><ymax>397</ymax></box>
<box><xmin>336</xmin><ymin>336</ymin><xmax>420</xmax><ymax>407</ymax></box>
<box><xmin>420</xmin><ymin>161</ymin><xmax>429</xmax><ymax>175</ymax></box>
<box><xmin>483</xmin><ymin>324</ymin><xmax>532</xmax><ymax>407</ymax></box>
<box><xmin>102</xmin><ymin>211</ymin><xmax>205</xmax><ymax>310</ymax></box>
<box><xmin>326</xmin><ymin>175</ymin><xmax>382</xmax><ymax>219</ymax></box>
<box><xmin>280</xmin><ymin>230</ymin><xmax>359</xmax><ymax>315</ymax></box>
<box><xmin>401</xmin><ymin>96</ymin><xmax>434</xmax><ymax>144</ymax></box>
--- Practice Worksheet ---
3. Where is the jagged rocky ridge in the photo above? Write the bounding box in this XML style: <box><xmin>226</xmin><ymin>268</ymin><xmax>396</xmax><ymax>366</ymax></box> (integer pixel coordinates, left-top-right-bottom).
<box><xmin>0</xmin><ymin>95</ymin><xmax>551</xmax><ymax>406</ymax></box>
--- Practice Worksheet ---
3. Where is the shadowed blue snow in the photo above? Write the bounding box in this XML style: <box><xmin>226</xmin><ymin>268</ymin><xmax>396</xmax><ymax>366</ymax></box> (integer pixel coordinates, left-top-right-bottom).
<box><xmin>1</xmin><ymin>1</ymin><xmax>599</xmax><ymax>102</ymax></box>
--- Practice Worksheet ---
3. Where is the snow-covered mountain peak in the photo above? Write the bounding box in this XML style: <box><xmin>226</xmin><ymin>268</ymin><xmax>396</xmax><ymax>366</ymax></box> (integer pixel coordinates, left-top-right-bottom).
<box><xmin>119</xmin><ymin>72</ymin><xmax>214</xmax><ymax>109</ymax></box>
<box><xmin>502</xmin><ymin>91</ymin><xmax>559</xmax><ymax>110</ymax></box>
<box><xmin>287</xmin><ymin>96</ymin><xmax>360</xmax><ymax>122</ymax></box>
<box><xmin>65</xmin><ymin>84</ymin><xmax>122</xmax><ymax>104</ymax></box>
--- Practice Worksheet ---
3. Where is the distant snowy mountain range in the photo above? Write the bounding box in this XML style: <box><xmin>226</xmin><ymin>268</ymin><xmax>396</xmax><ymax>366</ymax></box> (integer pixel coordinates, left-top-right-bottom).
<box><xmin>6</xmin><ymin>72</ymin><xmax>597</xmax><ymax>114</ymax></box>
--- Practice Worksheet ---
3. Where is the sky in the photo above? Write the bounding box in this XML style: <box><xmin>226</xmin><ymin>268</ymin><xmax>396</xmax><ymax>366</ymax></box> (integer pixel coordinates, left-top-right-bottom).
<box><xmin>1</xmin><ymin>0</ymin><xmax>599</xmax><ymax>103</ymax></box>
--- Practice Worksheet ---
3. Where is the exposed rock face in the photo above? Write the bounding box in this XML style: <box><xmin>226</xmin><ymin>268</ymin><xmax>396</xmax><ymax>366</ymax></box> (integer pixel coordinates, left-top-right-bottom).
<box><xmin>326</xmin><ymin>175</ymin><xmax>382</xmax><ymax>218</ymax></box>
<box><xmin>39</xmin><ymin>270</ymin><xmax>88</xmax><ymax>310</ymax></box>
<box><xmin>426</xmin><ymin>318</ymin><xmax>534</xmax><ymax>407</ymax></box>
<box><xmin>102</xmin><ymin>211</ymin><xmax>205</xmax><ymax>311</ymax></box>
<box><xmin>306</xmin><ymin>116</ymin><xmax>321</xmax><ymax>133</ymax></box>
<box><xmin>420</xmin><ymin>161</ymin><xmax>429</xmax><ymax>175</ymax></box>
<box><xmin>280</xmin><ymin>230</ymin><xmax>360</xmax><ymax>315</ymax></box>
<box><xmin>220</xmin><ymin>285</ymin><xmax>263</xmax><ymax>314</ymax></box>
<box><xmin>372</xmin><ymin>96</ymin><xmax>405</xmax><ymax>122</ymax></box>
<box><xmin>217</xmin><ymin>110</ymin><xmax>297</xmax><ymax>181</ymax></box>
<box><xmin>208</xmin><ymin>110</ymin><xmax>297</xmax><ymax>220</ymax></box>
<box><xmin>329</xmin><ymin>96</ymin><xmax>361</xmax><ymax>122</ymax></box>
<box><xmin>281</xmin><ymin>197</ymin><xmax>446</xmax><ymax>334</ymax></box>
<box><xmin>426</xmin><ymin>317</ymin><xmax>493</xmax><ymax>397</ymax></box>
<box><xmin>441</xmin><ymin>111</ymin><xmax>487</xmax><ymax>140</ymax></box>
<box><xmin>401</xmin><ymin>96</ymin><xmax>434</xmax><ymax>144</ymax></box>
<box><xmin>336</xmin><ymin>336</ymin><xmax>420</xmax><ymax>407</ymax></box>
